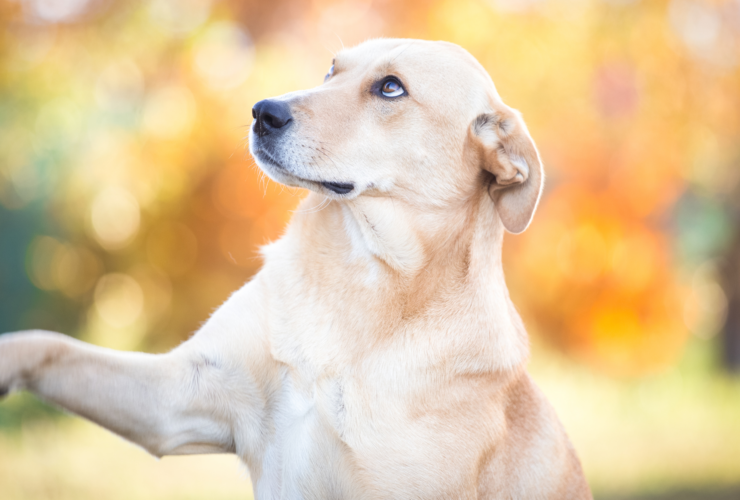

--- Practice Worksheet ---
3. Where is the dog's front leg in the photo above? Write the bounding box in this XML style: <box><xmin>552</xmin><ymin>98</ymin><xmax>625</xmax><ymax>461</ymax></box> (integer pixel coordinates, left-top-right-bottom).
<box><xmin>0</xmin><ymin>330</ymin><xmax>236</xmax><ymax>457</ymax></box>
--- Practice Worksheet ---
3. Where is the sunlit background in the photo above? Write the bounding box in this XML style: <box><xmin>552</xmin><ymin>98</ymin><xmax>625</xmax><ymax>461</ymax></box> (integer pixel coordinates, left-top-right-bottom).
<box><xmin>1</xmin><ymin>0</ymin><xmax>739</xmax><ymax>498</ymax></box>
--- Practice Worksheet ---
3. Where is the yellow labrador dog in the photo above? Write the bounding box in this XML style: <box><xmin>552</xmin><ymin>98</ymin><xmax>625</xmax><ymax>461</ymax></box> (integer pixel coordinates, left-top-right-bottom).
<box><xmin>0</xmin><ymin>39</ymin><xmax>591</xmax><ymax>499</ymax></box>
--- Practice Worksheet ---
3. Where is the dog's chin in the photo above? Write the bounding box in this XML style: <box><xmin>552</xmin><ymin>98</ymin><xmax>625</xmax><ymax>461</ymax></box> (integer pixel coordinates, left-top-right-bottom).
<box><xmin>252</xmin><ymin>148</ymin><xmax>357</xmax><ymax>197</ymax></box>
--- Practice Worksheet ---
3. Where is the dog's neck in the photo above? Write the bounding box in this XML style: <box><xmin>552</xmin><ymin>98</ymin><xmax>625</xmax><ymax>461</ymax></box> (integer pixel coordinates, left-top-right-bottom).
<box><xmin>343</xmin><ymin>190</ymin><xmax>503</xmax><ymax>281</ymax></box>
<box><xmin>264</xmin><ymin>189</ymin><xmax>529</xmax><ymax>373</ymax></box>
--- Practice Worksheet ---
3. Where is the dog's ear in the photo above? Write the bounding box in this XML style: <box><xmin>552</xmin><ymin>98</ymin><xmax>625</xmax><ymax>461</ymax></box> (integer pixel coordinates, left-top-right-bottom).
<box><xmin>470</xmin><ymin>107</ymin><xmax>544</xmax><ymax>234</ymax></box>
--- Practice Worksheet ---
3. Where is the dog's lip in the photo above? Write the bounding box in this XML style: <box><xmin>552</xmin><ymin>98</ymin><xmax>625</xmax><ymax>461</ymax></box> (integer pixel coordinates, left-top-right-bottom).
<box><xmin>320</xmin><ymin>182</ymin><xmax>354</xmax><ymax>194</ymax></box>
<box><xmin>253</xmin><ymin>148</ymin><xmax>283</xmax><ymax>169</ymax></box>
<box><xmin>253</xmin><ymin>148</ymin><xmax>355</xmax><ymax>196</ymax></box>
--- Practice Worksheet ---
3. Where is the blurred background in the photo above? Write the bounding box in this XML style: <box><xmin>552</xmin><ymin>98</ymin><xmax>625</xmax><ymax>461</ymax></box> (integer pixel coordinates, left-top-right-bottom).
<box><xmin>0</xmin><ymin>0</ymin><xmax>739</xmax><ymax>498</ymax></box>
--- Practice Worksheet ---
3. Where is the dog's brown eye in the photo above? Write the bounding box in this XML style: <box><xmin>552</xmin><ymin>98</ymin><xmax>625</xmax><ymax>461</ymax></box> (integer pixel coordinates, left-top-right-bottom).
<box><xmin>381</xmin><ymin>79</ymin><xmax>405</xmax><ymax>97</ymax></box>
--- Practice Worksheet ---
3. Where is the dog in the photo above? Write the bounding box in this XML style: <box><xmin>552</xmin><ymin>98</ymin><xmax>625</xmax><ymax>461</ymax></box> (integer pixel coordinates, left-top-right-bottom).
<box><xmin>0</xmin><ymin>38</ymin><xmax>592</xmax><ymax>499</ymax></box>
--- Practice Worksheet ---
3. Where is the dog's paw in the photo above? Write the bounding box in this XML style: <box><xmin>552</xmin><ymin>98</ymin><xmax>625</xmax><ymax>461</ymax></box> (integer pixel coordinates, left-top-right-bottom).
<box><xmin>0</xmin><ymin>332</ymin><xmax>26</xmax><ymax>398</ymax></box>
<box><xmin>1</xmin><ymin>330</ymin><xmax>63</xmax><ymax>399</ymax></box>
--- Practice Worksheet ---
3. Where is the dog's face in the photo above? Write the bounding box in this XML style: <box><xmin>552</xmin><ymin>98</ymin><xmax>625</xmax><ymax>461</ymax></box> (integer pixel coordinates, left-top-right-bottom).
<box><xmin>249</xmin><ymin>39</ymin><xmax>543</xmax><ymax>233</ymax></box>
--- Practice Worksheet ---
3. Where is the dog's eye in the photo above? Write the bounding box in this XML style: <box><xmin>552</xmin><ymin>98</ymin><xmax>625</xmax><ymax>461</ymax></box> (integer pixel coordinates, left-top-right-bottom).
<box><xmin>324</xmin><ymin>63</ymin><xmax>335</xmax><ymax>82</ymax></box>
<box><xmin>380</xmin><ymin>78</ymin><xmax>405</xmax><ymax>97</ymax></box>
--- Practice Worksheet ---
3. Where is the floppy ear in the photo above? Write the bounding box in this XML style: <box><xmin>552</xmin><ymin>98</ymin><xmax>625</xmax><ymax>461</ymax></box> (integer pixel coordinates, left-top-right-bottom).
<box><xmin>470</xmin><ymin>107</ymin><xmax>544</xmax><ymax>234</ymax></box>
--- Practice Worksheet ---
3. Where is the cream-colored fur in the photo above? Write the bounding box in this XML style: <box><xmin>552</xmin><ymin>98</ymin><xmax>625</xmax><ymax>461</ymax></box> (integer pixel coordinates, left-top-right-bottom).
<box><xmin>0</xmin><ymin>39</ymin><xmax>591</xmax><ymax>499</ymax></box>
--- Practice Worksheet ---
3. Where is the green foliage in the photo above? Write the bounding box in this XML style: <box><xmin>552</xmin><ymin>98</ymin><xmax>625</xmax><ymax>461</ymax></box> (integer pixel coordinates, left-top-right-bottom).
<box><xmin>0</xmin><ymin>393</ymin><xmax>64</xmax><ymax>432</ymax></box>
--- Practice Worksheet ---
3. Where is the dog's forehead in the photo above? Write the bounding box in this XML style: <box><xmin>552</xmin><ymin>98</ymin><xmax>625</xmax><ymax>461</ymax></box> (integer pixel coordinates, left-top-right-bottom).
<box><xmin>338</xmin><ymin>39</ymin><xmax>470</xmax><ymax>68</ymax></box>
<box><xmin>337</xmin><ymin>39</ymin><xmax>499</xmax><ymax>103</ymax></box>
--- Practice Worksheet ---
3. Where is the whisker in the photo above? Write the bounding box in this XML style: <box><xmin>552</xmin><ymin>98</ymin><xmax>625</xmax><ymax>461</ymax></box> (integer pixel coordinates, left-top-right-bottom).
<box><xmin>391</xmin><ymin>42</ymin><xmax>413</xmax><ymax>65</ymax></box>
<box><xmin>322</xmin><ymin>42</ymin><xmax>337</xmax><ymax>57</ymax></box>
<box><xmin>292</xmin><ymin>197</ymin><xmax>332</xmax><ymax>215</ymax></box>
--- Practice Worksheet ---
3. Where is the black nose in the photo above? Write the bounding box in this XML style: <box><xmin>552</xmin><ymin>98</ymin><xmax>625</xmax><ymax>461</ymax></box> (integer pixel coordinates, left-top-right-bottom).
<box><xmin>252</xmin><ymin>99</ymin><xmax>293</xmax><ymax>137</ymax></box>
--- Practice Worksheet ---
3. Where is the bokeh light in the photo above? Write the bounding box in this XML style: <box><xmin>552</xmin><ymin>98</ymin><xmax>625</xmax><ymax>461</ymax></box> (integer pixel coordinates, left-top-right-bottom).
<box><xmin>193</xmin><ymin>22</ymin><xmax>254</xmax><ymax>92</ymax></box>
<box><xmin>93</xmin><ymin>272</ymin><xmax>144</xmax><ymax>329</ymax></box>
<box><xmin>90</xmin><ymin>186</ymin><xmax>141</xmax><ymax>250</ymax></box>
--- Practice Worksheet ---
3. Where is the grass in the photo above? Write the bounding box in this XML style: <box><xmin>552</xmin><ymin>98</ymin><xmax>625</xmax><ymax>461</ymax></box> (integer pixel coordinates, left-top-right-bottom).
<box><xmin>530</xmin><ymin>337</ymin><xmax>740</xmax><ymax>498</ymax></box>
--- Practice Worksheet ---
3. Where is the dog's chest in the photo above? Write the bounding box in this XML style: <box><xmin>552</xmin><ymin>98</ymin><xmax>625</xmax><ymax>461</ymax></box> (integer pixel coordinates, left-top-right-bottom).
<box><xmin>250</xmin><ymin>360</ymin><xmax>489</xmax><ymax>500</ymax></box>
<box><xmin>252</xmin><ymin>368</ymin><xmax>353</xmax><ymax>500</ymax></box>
<box><xmin>253</xmin><ymin>272</ymin><xmax>510</xmax><ymax>498</ymax></box>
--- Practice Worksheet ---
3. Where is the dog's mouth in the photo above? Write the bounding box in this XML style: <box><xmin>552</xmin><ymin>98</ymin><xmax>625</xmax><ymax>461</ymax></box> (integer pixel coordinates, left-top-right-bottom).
<box><xmin>253</xmin><ymin>148</ymin><xmax>355</xmax><ymax>196</ymax></box>
<box><xmin>320</xmin><ymin>182</ymin><xmax>354</xmax><ymax>194</ymax></box>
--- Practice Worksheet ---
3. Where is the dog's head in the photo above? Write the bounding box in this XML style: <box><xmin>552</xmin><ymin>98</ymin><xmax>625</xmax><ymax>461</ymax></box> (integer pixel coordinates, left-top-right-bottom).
<box><xmin>249</xmin><ymin>39</ymin><xmax>543</xmax><ymax>234</ymax></box>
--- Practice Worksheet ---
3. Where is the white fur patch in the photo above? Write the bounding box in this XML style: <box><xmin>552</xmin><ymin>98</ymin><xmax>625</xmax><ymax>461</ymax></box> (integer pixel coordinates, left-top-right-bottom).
<box><xmin>254</xmin><ymin>374</ymin><xmax>314</xmax><ymax>500</ymax></box>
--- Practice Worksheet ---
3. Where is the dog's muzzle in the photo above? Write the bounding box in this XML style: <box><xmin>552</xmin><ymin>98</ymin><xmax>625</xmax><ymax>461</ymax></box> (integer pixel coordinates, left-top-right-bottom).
<box><xmin>250</xmin><ymin>98</ymin><xmax>355</xmax><ymax>196</ymax></box>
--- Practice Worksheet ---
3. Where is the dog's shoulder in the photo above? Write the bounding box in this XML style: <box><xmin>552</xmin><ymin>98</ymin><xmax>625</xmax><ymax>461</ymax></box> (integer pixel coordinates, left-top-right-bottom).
<box><xmin>476</xmin><ymin>371</ymin><xmax>592</xmax><ymax>499</ymax></box>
